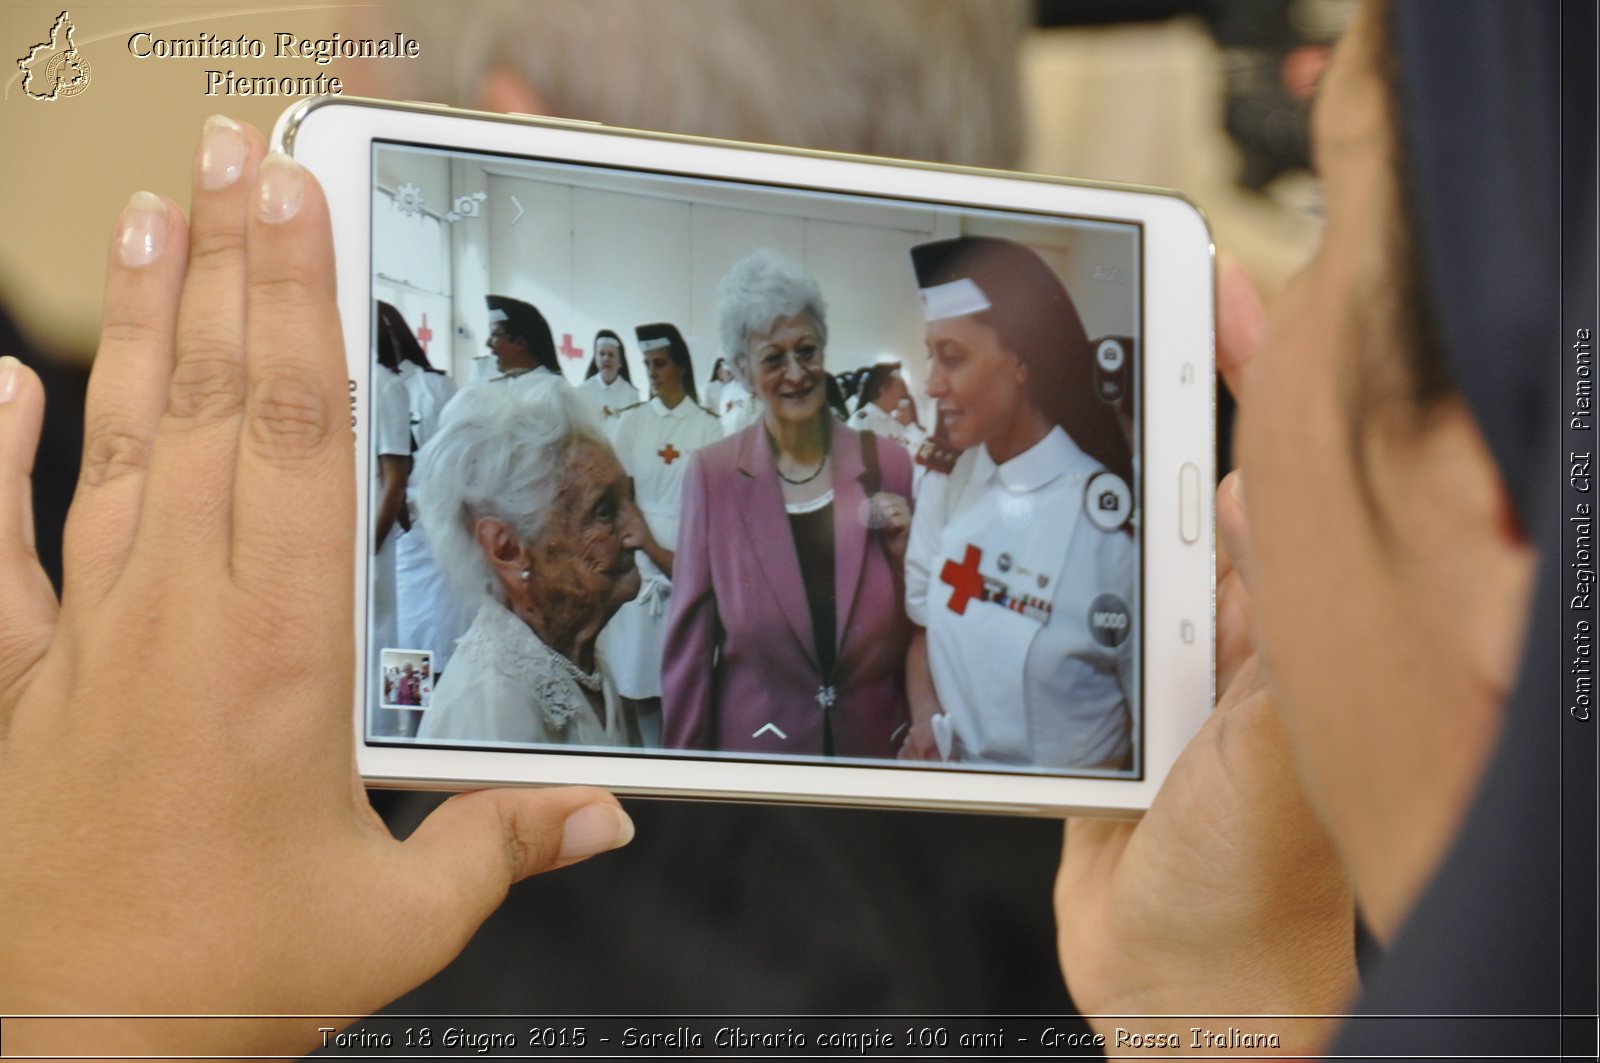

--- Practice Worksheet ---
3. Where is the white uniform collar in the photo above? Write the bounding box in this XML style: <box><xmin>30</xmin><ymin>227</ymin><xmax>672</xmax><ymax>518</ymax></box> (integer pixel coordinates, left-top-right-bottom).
<box><xmin>396</xmin><ymin>361</ymin><xmax>419</xmax><ymax>380</ymax></box>
<box><xmin>975</xmin><ymin>425</ymin><xmax>1097</xmax><ymax>492</ymax></box>
<box><xmin>649</xmin><ymin>395</ymin><xmax>694</xmax><ymax>418</ymax></box>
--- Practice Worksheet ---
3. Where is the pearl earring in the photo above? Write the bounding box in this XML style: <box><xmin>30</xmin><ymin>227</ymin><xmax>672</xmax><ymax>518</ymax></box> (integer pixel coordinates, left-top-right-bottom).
<box><xmin>520</xmin><ymin>569</ymin><xmax>531</xmax><ymax>582</ymax></box>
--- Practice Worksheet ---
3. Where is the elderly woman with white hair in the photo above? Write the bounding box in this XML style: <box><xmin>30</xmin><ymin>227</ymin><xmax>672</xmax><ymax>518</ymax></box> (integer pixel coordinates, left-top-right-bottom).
<box><xmin>414</xmin><ymin>375</ymin><xmax>649</xmax><ymax>747</ymax></box>
<box><xmin>661</xmin><ymin>250</ymin><xmax>914</xmax><ymax>759</ymax></box>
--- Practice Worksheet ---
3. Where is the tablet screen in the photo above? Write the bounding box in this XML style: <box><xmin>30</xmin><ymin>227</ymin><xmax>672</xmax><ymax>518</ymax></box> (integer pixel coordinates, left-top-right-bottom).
<box><xmin>366</xmin><ymin>139</ymin><xmax>1142</xmax><ymax>780</ymax></box>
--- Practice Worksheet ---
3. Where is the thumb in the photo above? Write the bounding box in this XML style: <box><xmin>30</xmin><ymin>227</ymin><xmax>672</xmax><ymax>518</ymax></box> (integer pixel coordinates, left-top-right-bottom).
<box><xmin>1217</xmin><ymin>253</ymin><xmax>1265</xmax><ymax>402</ymax></box>
<box><xmin>0</xmin><ymin>357</ymin><xmax>60</xmax><ymax>718</ymax></box>
<box><xmin>1217</xmin><ymin>470</ymin><xmax>1251</xmax><ymax>589</ymax></box>
<box><xmin>1216</xmin><ymin>471</ymin><xmax>1255</xmax><ymax>692</ymax></box>
<box><xmin>401</xmin><ymin>786</ymin><xmax>633</xmax><ymax>945</ymax></box>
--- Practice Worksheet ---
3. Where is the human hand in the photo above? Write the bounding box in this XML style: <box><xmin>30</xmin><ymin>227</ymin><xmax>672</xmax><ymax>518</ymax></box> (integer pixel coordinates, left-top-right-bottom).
<box><xmin>1052</xmin><ymin>258</ymin><xmax>1356</xmax><ymax>1055</ymax></box>
<box><xmin>897</xmin><ymin>718</ymin><xmax>942</xmax><ymax>761</ymax></box>
<box><xmin>868</xmin><ymin>490</ymin><xmax>911</xmax><ymax>565</ymax></box>
<box><xmin>0</xmin><ymin>117</ymin><xmax>632</xmax><ymax>1058</ymax></box>
<box><xmin>899</xmin><ymin>630</ymin><xmax>943</xmax><ymax>761</ymax></box>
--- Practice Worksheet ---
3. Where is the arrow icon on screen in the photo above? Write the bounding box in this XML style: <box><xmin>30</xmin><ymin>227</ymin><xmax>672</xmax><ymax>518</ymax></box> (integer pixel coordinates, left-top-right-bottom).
<box><xmin>510</xmin><ymin>195</ymin><xmax>525</xmax><ymax>225</ymax></box>
<box><xmin>751</xmin><ymin>723</ymin><xmax>788</xmax><ymax>740</ymax></box>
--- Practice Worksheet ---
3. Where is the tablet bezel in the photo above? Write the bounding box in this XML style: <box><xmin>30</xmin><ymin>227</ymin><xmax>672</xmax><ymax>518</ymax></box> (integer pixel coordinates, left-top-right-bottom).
<box><xmin>273</xmin><ymin>96</ymin><xmax>1215</xmax><ymax>817</ymax></box>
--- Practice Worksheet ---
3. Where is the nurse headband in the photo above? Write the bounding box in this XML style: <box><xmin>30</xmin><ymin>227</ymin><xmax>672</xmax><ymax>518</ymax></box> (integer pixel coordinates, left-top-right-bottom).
<box><xmin>918</xmin><ymin>278</ymin><xmax>992</xmax><ymax>322</ymax></box>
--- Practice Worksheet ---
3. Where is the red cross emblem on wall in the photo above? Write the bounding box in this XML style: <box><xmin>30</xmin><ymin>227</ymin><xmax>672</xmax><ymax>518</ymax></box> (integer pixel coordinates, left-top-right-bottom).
<box><xmin>658</xmin><ymin>443</ymin><xmax>681</xmax><ymax>465</ymax></box>
<box><xmin>559</xmin><ymin>333</ymin><xmax>584</xmax><ymax>362</ymax></box>
<box><xmin>414</xmin><ymin>313</ymin><xmax>433</xmax><ymax>353</ymax></box>
<box><xmin>939</xmin><ymin>544</ymin><xmax>986</xmax><ymax>615</ymax></box>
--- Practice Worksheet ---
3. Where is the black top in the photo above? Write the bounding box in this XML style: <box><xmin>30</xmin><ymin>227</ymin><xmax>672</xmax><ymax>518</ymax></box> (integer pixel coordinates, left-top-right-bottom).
<box><xmin>787</xmin><ymin>500</ymin><xmax>837</xmax><ymax>689</ymax></box>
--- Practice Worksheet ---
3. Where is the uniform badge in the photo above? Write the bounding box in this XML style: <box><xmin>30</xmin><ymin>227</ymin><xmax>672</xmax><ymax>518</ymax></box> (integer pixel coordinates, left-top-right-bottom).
<box><xmin>940</xmin><ymin>544</ymin><xmax>1052</xmax><ymax>624</ymax></box>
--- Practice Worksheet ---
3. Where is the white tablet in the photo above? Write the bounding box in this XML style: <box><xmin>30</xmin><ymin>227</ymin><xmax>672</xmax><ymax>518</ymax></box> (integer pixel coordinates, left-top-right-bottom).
<box><xmin>273</xmin><ymin>97</ymin><xmax>1215</xmax><ymax>817</ymax></box>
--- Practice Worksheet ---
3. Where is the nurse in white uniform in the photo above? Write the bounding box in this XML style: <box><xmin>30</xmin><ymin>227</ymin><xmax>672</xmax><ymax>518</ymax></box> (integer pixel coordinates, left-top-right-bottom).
<box><xmin>900</xmin><ymin>236</ymin><xmax>1137</xmax><ymax>771</ymax></box>
<box><xmin>703</xmin><ymin>357</ymin><xmax>733</xmax><ymax>423</ymax></box>
<box><xmin>596</xmin><ymin>322</ymin><xmax>723</xmax><ymax>743</ymax></box>
<box><xmin>376</xmin><ymin>302</ymin><xmax>472</xmax><ymax>676</ymax></box>
<box><xmin>716</xmin><ymin>366</ymin><xmax>760</xmax><ymax>436</ymax></box>
<box><xmin>370</xmin><ymin>354</ymin><xmax>413</xmax><ymax>736</ymax></box>
<box><xmin>577</xmin><ymin>329</ymin><xmax>640</xmax><ymax>427</ymax></box>
<box><xmin>847</xmin><ymin>357</ymin><xmax>930</xmax><ymax>494</ymax></box>
<box><xmin>483</xmin><ymin>293</ymin><xmax>562</xmax><ymax>384</ymax></box>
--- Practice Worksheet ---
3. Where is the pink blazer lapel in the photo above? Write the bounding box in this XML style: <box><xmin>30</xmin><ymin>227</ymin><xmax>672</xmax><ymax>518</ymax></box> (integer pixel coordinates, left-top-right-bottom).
<box><xmin>830</xmin><ymin>420</ymin><xmax>871</xmax><ymax>652</ymax></box>
<box><xmin>733</xmin><ymin>426</ymin><xmax>820</xmax><ymax>670</ymax></box>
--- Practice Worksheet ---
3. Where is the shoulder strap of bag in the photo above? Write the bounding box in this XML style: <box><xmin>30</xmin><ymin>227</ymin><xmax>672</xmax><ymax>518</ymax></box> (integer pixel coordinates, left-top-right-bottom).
<box><xmin>859</xmin><ymin>428</ymin><xmax>881</xmax><ymax>496</ymax></box>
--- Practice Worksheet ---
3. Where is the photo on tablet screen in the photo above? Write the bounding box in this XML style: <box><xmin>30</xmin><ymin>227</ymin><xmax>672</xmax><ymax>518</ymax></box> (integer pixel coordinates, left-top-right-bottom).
<box><xmin>377</xmin><ymin>648</ymin><xmax>433</xmax><ymax>713</ymax></box>
<box><xmin>366</xmin><ymin>140</ymin><xmax>1142</xmax><ymax>781</ymax></box>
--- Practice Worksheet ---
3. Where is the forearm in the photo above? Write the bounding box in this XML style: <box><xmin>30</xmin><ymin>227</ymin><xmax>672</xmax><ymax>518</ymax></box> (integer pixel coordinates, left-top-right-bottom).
<box><xmin>642</xmin><ymin>538</ymin><xmax>674</xmax><ymax>577</ymax></box>
<box><xmin>905</xmin><ymin>628</ymin><xmax>942</xmax><ymax>728</ymax></box>
<box><xmin>896</xmin><ymin>628</ymin><xmax>944</xmax><ymax>759</ymax></box>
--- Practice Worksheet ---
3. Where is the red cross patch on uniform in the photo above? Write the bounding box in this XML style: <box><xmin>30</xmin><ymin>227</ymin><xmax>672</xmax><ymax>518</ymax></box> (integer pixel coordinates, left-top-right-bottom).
<box><xmin>940</xmin><ymin>544</ymin><xmax>986</xmax><ymax>614</ymax></box>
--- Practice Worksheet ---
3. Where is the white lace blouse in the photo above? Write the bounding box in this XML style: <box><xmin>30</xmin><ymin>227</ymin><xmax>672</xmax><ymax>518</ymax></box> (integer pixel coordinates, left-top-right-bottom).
<box><xmin>415</xmin><ymin>599</ymin><xmax>640</xmax><ymax>747</ymax></box>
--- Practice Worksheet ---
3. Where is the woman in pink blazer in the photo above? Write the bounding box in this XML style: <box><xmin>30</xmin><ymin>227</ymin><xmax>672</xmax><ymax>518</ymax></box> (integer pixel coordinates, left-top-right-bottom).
<box><xmin>661</xmin><ymin>251</ymin><xmax>913</xmax><ymax>759</ymax></box>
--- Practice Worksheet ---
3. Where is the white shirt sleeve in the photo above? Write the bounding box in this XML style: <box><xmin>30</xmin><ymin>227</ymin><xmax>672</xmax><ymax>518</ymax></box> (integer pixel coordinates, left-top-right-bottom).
<box><xmin>904</xmin><ymin>467</ymin><xmax>947</xmax><ymax>628</ymax></box>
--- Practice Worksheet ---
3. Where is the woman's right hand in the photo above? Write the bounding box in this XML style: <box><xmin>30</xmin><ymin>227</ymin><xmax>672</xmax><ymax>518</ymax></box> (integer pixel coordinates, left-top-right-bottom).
<box><xmin>1052</xmin><ymin>260</ymin><xmax>1357</xmax><ymax>1054</ymax></box>
<box><xmin>1055</xmin><ymin>476</ymin><xmax>1355</xmax><ymax>1053</ymax></box>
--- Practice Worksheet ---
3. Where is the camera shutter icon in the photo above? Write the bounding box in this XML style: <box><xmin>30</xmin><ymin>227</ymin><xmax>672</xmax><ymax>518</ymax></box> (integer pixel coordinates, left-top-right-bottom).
<box><xmin>1083</xmin><ymin>471</ymin><xmax>1132</xmax><ymax>532</ymax></box>
<box><xmin>1096</xmin><ymin>338</ymin><xmax>1126</xmax><ymax>372</ymax></box>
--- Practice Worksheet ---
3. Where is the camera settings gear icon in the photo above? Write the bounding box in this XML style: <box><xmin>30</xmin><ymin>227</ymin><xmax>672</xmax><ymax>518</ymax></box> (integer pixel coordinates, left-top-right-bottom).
<box><xmin>394</xmin><ymin>183</ymin><xmax>426</xmax><ymax>218</ymax></box>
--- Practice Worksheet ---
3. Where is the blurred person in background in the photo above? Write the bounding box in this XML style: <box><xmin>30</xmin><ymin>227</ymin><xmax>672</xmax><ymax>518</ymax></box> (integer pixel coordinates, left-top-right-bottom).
<box><xmin>847</xmin><ymin>356</ymin><xmax>929</xmax><ymax>484</ymax></box>
<box><xmin>378</xmin><ymin>302</ymin><xmax>472</xmax><ymax>678</ymax></box>
<box><xmin>370</xmin><ymin>309</ymin><xmax>413</xmax><ymax>738</ymax></box>
<box><xmin>578</xmin><ymin>329</ymin><xmax>640</xmax><ymax>425</ymax></box>
<box><xmin>596</xmin><ymin>323</ymin><xmax>721</xmax><ymax>745</ymax></box>
<box><xmin>703</xmin><ymin>357</ymin><xmax>734</xmax><ymax>422</ymax></box>
<box><xmin>483</xmin><ymin>294</ymin><xmax>561</xmax><ymax>380</ymax></box>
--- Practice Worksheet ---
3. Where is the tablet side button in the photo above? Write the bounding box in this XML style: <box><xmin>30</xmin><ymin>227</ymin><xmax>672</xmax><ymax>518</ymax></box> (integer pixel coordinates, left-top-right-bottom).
<box><xmin>1179</xmin><ymin>463</ymin><xmax>1201</xmax><ymax>543</ymax></box>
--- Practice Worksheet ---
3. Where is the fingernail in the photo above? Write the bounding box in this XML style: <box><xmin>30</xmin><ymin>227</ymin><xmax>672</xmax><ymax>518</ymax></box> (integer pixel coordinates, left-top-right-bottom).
<box><xmin>557</xmin><ymin>803</ymin><xmax>634</xmax><ymax>861</ymax></box>
<box><xmin>0</xmin><ymin>356</ymin><xmax>20</xmax><ymax>405</ymax></box>
<box><xmin>198</xmin><ymin>114</ymin><xmax>247</xmax><ymax>191</ymax></box>
<box><xmin>117</xmin><ymin>192</ymin><xmax>168</xmax><ymax>268</ymax></box>
<box><xmin>1230</xmin><ymin>470</ymin><xmax>1245</xmax><ymax>509</ymax></box>
<box><xmin>256</xmin><ymin>153</ymin><xmax>305</xmax><ymax>224</ymax></box>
